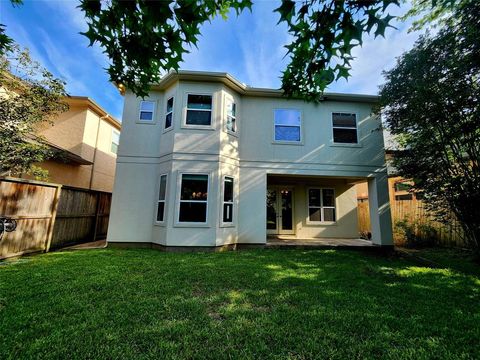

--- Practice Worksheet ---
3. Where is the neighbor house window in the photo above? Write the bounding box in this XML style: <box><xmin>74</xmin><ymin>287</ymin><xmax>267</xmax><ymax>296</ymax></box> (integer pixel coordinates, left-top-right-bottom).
<box><xmin>308</xmin><ymin>188</ymin><xmax>336</xmax><ymax>222</ymax></box>
<box><xmin>139</xmin><ymin>100</ymin><xmax>155</xmax><ymax>122</ymax></box>
<box><xmin>111</xmin><ymin>129</ymin><xmax>120</xmax><ymax>154</ymax></box>
<box><xmin>156</xmin><ymin>174</ymin><xmax>167</xmax><ymax>222</ymax></box>
<box><xmin>274</xmin><ymin>109</ymin><xmax>301</xmax><ymax>142</ymax></box>
<box><xmin>225</xmin><ymin>98</ymin><xmax>236</xmax><ymax>133</ymax></box>
<box><xmin>178</xmin><ymin>174</ymin><xmax>208</xmax><ymax>223</ymax></box>
<box><xmin>165</xmin><ymin>97</ymin><xmax>174</xmax><ymax>129</ymax></box>
<box><xmin>186</xmin><ymin>94</ymin><xmax>212</xmax><ymax>126</ymax></box>
<box><xmin>332</xmin><ymin>112</ymin><xmax>357</xmax><ymax>143</ymax></box>
<box><xmin>222</xmin><ymin>176</ymin><xmax>234</xmax><ymax>223</ymax></box>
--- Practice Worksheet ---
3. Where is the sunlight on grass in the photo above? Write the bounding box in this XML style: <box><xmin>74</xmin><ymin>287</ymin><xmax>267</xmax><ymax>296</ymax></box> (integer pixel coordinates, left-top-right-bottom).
<box><xmin>0</xmin><ymin>248</ymin><xmax>479</xmax><ymax>359</ymax></box>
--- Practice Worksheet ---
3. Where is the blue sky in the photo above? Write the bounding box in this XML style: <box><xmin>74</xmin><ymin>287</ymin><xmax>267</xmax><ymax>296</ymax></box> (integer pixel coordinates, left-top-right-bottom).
<box><xmin>1</xmin><ymin>0</ymin><xmax>422</xmax><ymax>121</ymax></box>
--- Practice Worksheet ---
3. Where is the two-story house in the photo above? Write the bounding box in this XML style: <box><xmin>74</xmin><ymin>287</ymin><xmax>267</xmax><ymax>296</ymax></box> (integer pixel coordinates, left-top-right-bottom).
<box><xmin>107</xmin><ymin>71</ymin><xmax>393</xmax><ymax>249</ymax></box>
<box><xmin>31</xmin><ymin>96</ymin><xmax>121</xmax><ymax>192</ymax></box>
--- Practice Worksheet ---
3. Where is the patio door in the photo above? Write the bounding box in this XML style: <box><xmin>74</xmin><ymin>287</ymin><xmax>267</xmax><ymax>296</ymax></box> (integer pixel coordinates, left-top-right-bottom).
<box><xmin>266</xmin><ymin>186</ymin><xmax>295</xmax><ymax>235</ymax></box>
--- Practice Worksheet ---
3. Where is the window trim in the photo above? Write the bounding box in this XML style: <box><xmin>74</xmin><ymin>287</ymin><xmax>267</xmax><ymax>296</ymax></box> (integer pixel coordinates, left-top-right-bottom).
<box><xmin>174</xmin><ymin>172</ymin><xmax>211</xmax><ymax>227</ymax></box>
<box><xmin>331</xmin><ymin>111</ymin><xmax>360</xmax><ymax>145</ymax></box>
<box><xmin>272</xmin><ymin>108</ymin><xmax>304</xmax><ymax>145</ymax></box>
<box><xmin>163</xmin><ymin>96</ymin><xmax>174</xmax><ymax>132</ymax></box>
<box><xmin>137</xmin><ymin>100</ymin><xmax>157</xmax><ymax>124</ymax></box>
<box><xmin>224</xmin><ymin>95</ymin><xmax>238</xmax><ymax>137</ymax></box>
<box><xmin>306</xmin><ymin>187</ymin><xmax>337</xmax><ymax>224</ymax></box>
<box><xmin>220</xmin><ymin>175</ymin><xmax>235</xmax><ymax>227</ymax></box>
<box><xmin>182</xmin><ymin>92</ymin><xmax>215</xmax><ymax>130</ymax></box>
<box><xmin>111</xmin><ymin>128</ymin><xmax>120</xmax><ymax>155</ymax></box>
<box><xmin>154</xmin><ymin>174</ymin><xmax>168</xmax><ymax>226</ymax></box>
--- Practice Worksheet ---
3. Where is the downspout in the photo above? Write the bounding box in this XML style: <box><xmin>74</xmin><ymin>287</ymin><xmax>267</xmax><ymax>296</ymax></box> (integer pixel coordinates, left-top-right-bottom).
<box><xmin>89</xmin><ymin>114</ymin><xmax>109</xmax><ymax>190</ymax></box>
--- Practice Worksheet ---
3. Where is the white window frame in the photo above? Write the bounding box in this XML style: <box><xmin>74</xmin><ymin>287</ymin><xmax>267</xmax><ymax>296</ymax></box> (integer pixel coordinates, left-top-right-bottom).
<box><xmin>306</xmin><ymin>187</ymin><xmax>337</xmax><ymax>224</ymax></box>
<box><xmin>224</xmin><ymin>95</ymin><xmax>238</xmax><ymax>136</ymax></box>
<box><xmin>331</xmin><ymin>111</ymin><xmax>359</xmax><ymax>145</ymax></box>
<box><xmin>154</xmin><ymin>174</ymin><xmax>168</xmax><ymax>225</ymax></box>
<box><xmin>220</xmin><ymin>175</ymin><xmax>235</xmax><ymax>227</ymax></box>
<box><xmin>272</xmin><ymin>108</ymin><xmax>304</xmax><ymax>144</ymax></box>
<box><xmin>138</xmin><ymin>100</ymin><xmax>156</xmax><ymax>124</ymax></box>
<box><xmin>182</xmin><ymin>93</ymin><xmax>214</xmax><ymax>130</ymax></box>
<box><xmin>111</xmin><ymin>129</ymin><xmax>120</xmax><ymax>154</ymax></box>
<box><xmin>175</xmin><ymin>172</ymin><xmax>210</xmax><ymax>227</ymax></box>
<box><xmin>163</xmin><ymin>96</ymin><xmax>174</xmax><ymax>132</ymax></box>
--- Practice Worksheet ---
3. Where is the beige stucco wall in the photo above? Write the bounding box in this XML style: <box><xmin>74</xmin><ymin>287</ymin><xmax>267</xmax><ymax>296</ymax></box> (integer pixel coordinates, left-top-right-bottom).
<box><xmin>108</xmin><ymin>75</ymin><xmax>393</xmax><ymax>247</ymax></box>
<box><xmin>28</xmin><ymin>102</ymin><xmax>120</xmax><ymax>192</ymax></box>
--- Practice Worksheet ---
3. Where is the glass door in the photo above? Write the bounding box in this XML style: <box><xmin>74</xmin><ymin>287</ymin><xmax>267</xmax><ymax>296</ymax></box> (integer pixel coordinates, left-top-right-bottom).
<box><xmin>266</xmin><ymin>187</ymin><xmax>295</xmax><ymax>235</ymax></box>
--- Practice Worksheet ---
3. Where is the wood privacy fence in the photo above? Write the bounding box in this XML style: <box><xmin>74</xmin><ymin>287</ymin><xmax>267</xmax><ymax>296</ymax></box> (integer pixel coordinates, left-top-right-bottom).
<box><xmin>0</xmin><ymin>177</ymin><xmax>111</xmax><ymax>259</ymax></box>
<box><xmin>357</xmin><ymin>196</ymin><xmax>466</xmax><ymax>248</ymax></box>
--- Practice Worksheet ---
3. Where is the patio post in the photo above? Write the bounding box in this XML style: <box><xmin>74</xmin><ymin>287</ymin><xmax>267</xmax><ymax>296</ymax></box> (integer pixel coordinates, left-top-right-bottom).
<box><xmin>367</xmin><ymin>173</ymin><xmax>393</xmax><ymax>246</ymax></box>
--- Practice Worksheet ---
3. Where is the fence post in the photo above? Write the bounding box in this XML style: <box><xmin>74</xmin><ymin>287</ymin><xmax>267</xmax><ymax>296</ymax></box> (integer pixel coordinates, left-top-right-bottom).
<box><xmin>92</xmin><ymin>192</ymin><xmax>100</xmax><ymax>242</ymax></box>
<box><xmin>45</xmin><ymin>184</ymin><xmax>62</xmax><ymax>253</ymax></box>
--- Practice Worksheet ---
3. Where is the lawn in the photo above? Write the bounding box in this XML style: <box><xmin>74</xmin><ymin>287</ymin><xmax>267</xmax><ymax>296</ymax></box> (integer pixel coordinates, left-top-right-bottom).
<box><xmin>1</xmin><ymin>248</ymin><xmax>479</xmax><ymax>359</ymax></box>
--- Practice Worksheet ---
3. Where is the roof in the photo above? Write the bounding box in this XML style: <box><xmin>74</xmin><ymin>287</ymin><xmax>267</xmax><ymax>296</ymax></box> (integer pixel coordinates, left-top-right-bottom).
<box><xmin>146</xmin><ymin>70</ymin><xmax>379</xmax><ymax>104</ymax></box>
<box><xmin>66</xmin><ymin>96</ymin><xmax>122</xmax><ymax>130</ymax></box>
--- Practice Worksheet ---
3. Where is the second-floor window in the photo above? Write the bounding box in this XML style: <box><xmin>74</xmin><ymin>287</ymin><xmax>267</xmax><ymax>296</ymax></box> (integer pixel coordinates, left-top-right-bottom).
<box><xmin>139</xmin><ymin>100</ymin><xmax>155</xmax><ymax>122</ymax></box>
<box><xmin>165</xmin><ymin>97</ymin><xmax>174</xmax><ymax>130</ymax></box>
<box><xmin>111</xmin><ymin>129</ymin><xmax>120</xmax><ymax>154</ymax></box>
<box><xmin>186</xmin><ymin>94</ymin><xmax>212</xmax><ymax>126</ymax></box>
<box><xmin>225</xmin><ymin>98</ymin><xmax>236</xmax><ymax>133</ymax></box>
<box><xmin>274</xmin><ymin>109</ymin><xmax>301</xmax><ymax>142</ymax></box>
<box><xmin>332</xmin><ymin>112</ymin><xmax>357</xmax><ymax>143</ymax></box>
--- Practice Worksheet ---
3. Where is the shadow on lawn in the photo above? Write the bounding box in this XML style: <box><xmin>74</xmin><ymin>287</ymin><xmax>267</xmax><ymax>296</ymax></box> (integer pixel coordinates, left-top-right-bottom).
<box><xmin>0</xmin><ymin>248</ymin><xmax>479</xmax><ymax>359</ymax></box>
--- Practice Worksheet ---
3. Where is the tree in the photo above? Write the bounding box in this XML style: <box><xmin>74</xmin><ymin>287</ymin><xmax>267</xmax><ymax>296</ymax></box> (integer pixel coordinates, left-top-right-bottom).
<box><xmin>0</xmin><ymin>45</ymin><xmax>68</xmax><ymax>179</ymax></box>
<box><xmin>379</xmin><ymin>0</ymin><xmax>480</xmax><ymax>251</ymax></box>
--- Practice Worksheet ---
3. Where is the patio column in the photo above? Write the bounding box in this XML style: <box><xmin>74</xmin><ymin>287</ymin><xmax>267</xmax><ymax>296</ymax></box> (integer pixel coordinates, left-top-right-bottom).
<box><xmin>367</xmin><ymin>173</ymin><xmax>393</xmax><ymax>246</ymax></box>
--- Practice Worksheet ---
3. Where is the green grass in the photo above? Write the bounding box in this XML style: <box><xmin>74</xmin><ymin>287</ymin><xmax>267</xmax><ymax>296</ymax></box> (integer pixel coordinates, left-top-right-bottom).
<box><xmin>1</xmin><ymin>248</ymin><xmax>479</xmax><ymax>359</ymax></box>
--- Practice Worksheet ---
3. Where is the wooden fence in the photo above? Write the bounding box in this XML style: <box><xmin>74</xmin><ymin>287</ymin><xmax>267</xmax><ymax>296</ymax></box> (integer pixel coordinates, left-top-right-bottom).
<box><xmin>0</xmin><ymin>177</ymin><xmax>111</xmax><ymax>259</ymax></box>
<box><xmin>357</xmin><ymin>196</ymin><xmax>466</xmax><ymax>248</ymax></box>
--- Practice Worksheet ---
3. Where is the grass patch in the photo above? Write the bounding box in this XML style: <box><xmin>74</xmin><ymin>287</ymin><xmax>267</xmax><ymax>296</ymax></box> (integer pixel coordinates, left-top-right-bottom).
<box><xmin>1</xmin><ymin>248</ymin><xmax>479</xmax><ymax>359</ymax></box>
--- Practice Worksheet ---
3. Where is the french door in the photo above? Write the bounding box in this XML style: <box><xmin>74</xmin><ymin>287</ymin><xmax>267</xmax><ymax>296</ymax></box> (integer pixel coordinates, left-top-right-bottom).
<box><xmin>266</xmin><ymin>186</ymin><xmax>295</xmax><ymax>235</ymax></box>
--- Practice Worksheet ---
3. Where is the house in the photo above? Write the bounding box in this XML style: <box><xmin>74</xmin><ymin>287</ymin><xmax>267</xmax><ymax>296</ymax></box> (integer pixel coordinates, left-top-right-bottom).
<box><xmin>28</xmin><ymin>96</ymin><xmax>121</xmax><ymax>192</ymax></box>
<box><xmin>107</xmin><ymin>70</ymin><xmax>393</xmax><ymax>249</ymax></box>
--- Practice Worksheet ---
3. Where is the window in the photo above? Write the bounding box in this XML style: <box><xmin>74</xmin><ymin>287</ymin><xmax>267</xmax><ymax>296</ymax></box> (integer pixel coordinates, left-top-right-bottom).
<box><xmin>308</xmin><ymin>188</ymin><xmax>336</xmax><ymax>222</ymax></box>
<box><xmin>222</xmin><ymin>177</ymin><xmax>234</xmax><ymax>223</ymax></box>
<box><xmin>165</xmin><ymin>97</ymin><xmax>174</xmax><ymax>129</ymax></box>
<box><xmin>111</xmin><ymin>129</ymin><xmax>120</xmax><ymax>154</ymax></box>
<box><xmin>225</xmin><ymin>98</ymin><xmax>236</xmax><ymax>133</ymax></box>
<box><xmin>156</xmin><ymin>175</ymin><xmax>167</xmax><ymax>222</ymax></box>
<box><xmin>186</xmin><ymin>94</ymin><xmax>212</xmax><ymax>126</ymax></box>
<box><xmin>332</xmin><ymin>112</ymin><xmax>357</xmax><ymax>143</ymax></box>
<box><xmin>139</xmin><ymin>100</ymin><xmax>155</xmax><ymax>122</ymax></box>
<box><xmin>178</xmin><ymin>174</ymin><xmax>208</xmax><ymax>223</ymax></box>
<box><xmin>274</xmin><ymin>109</ymin><xmax>301</xmax><ymax>142</ymax></box>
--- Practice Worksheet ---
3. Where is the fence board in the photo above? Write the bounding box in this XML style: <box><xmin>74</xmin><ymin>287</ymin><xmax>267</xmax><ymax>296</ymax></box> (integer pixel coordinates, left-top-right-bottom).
<box><xmin>0</xmin><ymin>177</ymin><xmax>112</xmax><ymax>259</ymax></box>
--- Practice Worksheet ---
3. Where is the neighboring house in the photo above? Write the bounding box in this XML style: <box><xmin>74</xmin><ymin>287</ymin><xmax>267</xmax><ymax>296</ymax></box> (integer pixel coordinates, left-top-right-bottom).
<box><xmin>108</xmin><ymin>70</ymin><xmax>393</xmax><ymax>249</ymax></box>
<box><xmin>26</xmin><ymin>96</ymin><xmax>122</xmax><ymax>192</ymax></box>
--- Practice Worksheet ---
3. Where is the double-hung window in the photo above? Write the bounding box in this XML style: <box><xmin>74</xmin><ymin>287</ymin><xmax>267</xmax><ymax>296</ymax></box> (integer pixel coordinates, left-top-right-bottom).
<box><xmin>111</xmin><ymin>129</ymin><xmax>120</xmax><ymax>154</ymax></box>
<box><xmin>139</xmin><ymin>100</ymin><xmax>155</xmax><ymax>122</ymax></box>
<box><xmin>178</xmin><ymin>174</ymin><xmax>209</xmax><ymax>223</ymax></box>
<box><xmin>274</xmin><ymin>109</ymin><xmax>302</xmax><ymax>142</ymax></box>
<box><xmin>222</xmin><ymin>177</ymin><xmax>234</xmax><ymax>224</ymax></box>
<box><xmin>332</xmin><ymin>112</ymin><xmax>357</xmax><ymax>143</ymax></box>
<box><xmin>156</xmin><ymin>174</ymin><xmax>167</xmax><ymax>222</ymax></box>
<box><xmin>186</xmin><ymin>94</ymin><xmax>212</xmax><ymax>126</ymax></box>
<box><xmin>165</xmin><ymin>97</ymin><xmax>174</xmax><ymax>130</ymax></box>
<box><xmin>225</xmin><ymin>98</ymin><xmax>236</xmax><ymax>133</ymax></box>
<box><xmin>308</xmin><ymin>188</ymin><xmax>336</xmax><ymax>222</ymax></box>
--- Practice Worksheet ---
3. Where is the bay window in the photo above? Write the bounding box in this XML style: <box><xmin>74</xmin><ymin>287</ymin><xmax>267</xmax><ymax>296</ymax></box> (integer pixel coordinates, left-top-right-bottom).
<box><xmin>178</xmin><ymin>174</ymin><xmax>209</xmax><ymax>223</ymax></box>
<box><xmin>156</xmin><ymin>174</ymin><xmax>167</xmax><ymax>222</ymax></box>
<box><xmin>222</xmin><ymin>177</ymin><xmax>234</xmax><ymax>224</ymax></box>
<box><xmin>186</xmin><ymin>94</ymin><xmax>212</xmax><ymax>126</ymax></box>
<box><xmin>139</xmin><ymin>100</ymin><xmax>155</xmax><ymax>122</ymax></box>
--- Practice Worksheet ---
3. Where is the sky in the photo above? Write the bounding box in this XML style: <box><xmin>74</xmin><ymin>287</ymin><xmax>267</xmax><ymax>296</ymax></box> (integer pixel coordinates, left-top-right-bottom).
<box><xmin>1</xmin><ymin>0</ymin><xmax>423</xmax><ymax>121</ymax></box>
